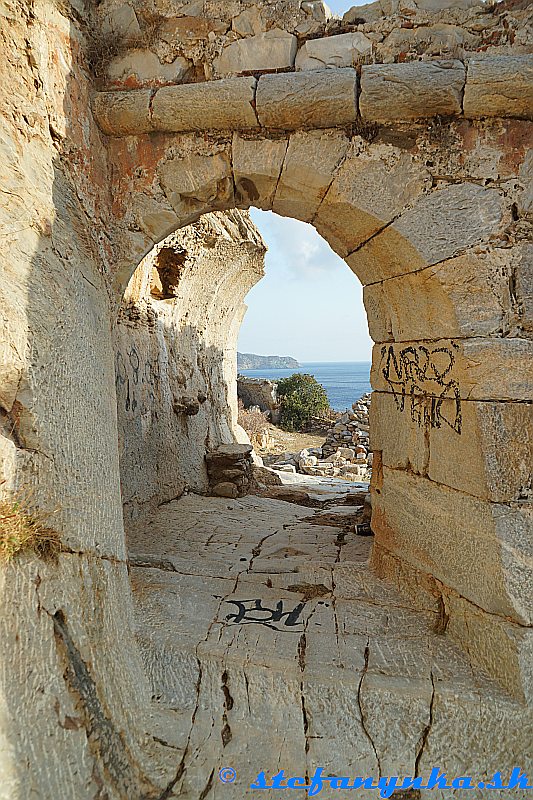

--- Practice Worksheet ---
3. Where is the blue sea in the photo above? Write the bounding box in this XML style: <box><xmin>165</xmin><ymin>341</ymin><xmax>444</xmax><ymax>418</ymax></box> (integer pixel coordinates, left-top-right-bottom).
<box><xmin>239</xmin><ymin>362</ymin><xmax>372</xmax><ymax>412</ymax></box>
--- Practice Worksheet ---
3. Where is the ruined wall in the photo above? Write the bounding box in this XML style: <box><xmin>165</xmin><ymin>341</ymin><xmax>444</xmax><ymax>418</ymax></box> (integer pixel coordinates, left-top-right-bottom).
<box><xmin>92</xmin><ymin>0</ymin><xmax>533</xmax><ymax>701</ymax></box>
<box><xmin>0</xmin><ymin>1</ymin><xmax>177</xmax><ymax>796</ymax></box>
<box><xmin>0</xmin><ymin>0</ymin><xmax>532</xmax><ymax>796</ymax></box>
<box><xmin>114</xmin><ymin>210</ymin><xmax>265</xmax><ymax>523</ymax></box>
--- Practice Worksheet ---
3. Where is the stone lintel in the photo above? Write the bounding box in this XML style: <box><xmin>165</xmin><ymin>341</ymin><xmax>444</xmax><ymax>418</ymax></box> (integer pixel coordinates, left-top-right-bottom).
<box><xmin>360</xmin><ymin>60</ymin><xmax>465</xmax><ymax>122</ymax></box>
<box><xmin>256</xmin><ymin>68</ymin><xmax>358</xmax><ymax>130</ymax></box>
<box><xmin>151</xmin><ymin>76</ymin><xmax>259</xmax><ymax>132</ymax></box>
<box><xmin>463</xmin><ymin>54</ymin><xmax>533</xmax><ymax>120</ymax></box>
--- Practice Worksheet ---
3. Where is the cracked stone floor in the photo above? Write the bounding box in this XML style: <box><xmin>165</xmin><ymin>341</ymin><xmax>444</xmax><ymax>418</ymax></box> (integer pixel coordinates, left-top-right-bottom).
<box><xmin>127</xmin><ymin>486</ymin><xmax>531</xmax><ymax>800</ymax></box>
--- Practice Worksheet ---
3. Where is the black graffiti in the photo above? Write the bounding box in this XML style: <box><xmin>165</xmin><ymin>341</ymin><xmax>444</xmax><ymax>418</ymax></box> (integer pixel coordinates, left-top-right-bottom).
<box><xmin>115</xmin><ymin>345</ymin><xmax>161</xmax><ymax>415</ymax></box>
<box><xmin>224</xmin><ymin>599</ymin><xmax>306</xmax><ymax>631</ymax></box>
<box><xmin>381</xmin><ymin>344</ymin><xmax>462</xmax><ymax>434</ymax></box>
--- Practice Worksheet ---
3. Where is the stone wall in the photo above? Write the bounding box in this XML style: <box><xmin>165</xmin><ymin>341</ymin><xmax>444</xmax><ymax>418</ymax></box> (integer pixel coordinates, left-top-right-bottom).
<box><xmin>114</xmin><ymin>210</ymin><xmax>264</xmax><ymax>524</ymax></box>
<box><xmin>0</xmin><ymin>1</ymin><xmax>175</xmax><ymax>796</ymax></box>
<box><xmin>0</xmin><ymin>0</ymin><xmax>532</xmax><ymax>795</ymax></box>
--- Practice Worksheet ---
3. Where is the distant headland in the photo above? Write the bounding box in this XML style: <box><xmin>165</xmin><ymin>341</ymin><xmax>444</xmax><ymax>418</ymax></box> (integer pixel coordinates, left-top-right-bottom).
<box><xmin>237</xmin><ymin>353</ymin><xmax>300</xmax><ymax>370</ymax></box>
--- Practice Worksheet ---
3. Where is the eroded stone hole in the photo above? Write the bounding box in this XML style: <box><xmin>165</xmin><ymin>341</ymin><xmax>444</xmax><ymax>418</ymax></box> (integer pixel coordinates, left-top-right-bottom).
<box><xmin>150</xmin><ymin>246</ymin><xmax>187</xmax><ymax>300</ymax></box>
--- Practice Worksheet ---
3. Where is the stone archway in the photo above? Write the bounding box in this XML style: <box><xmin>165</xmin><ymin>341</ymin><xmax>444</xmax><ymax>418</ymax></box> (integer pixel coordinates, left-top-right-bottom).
<box><xmin>1</xmin><ymin>0</ymin><xmax>532</xmax><ymax>796</ymax></box>
<box><xmin>101</xmin><ymin>118</ymin><xmax>531</xmax><ymax>701</ymax></box>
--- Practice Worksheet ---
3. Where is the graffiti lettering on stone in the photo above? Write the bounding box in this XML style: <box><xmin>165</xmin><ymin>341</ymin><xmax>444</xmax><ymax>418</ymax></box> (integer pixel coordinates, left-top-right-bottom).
<box><xmin>381</xmin><ymin>344</ymin><xmax>462</xmax><ymax>434</ymax></box>
<box><xmin>115</xmin><ymin>345</ymin><xmax>161</xmax><ymax>415</ymax></box>
<box><xmin>224</xmin><ymin>599</ymin><xmax>306</xmax><ymax>632</ymax></box>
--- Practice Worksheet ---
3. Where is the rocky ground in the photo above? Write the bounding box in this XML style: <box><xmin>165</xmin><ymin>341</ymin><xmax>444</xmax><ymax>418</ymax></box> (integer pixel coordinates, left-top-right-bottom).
<box><xmin>264</xmin><ymin>394</ymin><xmax>373</xmax><ymax>483</ymax></box>
<box><xmin>126</xmin><ymin>487</ymin><xmax>527</xmax><ymax>799</ymax></box>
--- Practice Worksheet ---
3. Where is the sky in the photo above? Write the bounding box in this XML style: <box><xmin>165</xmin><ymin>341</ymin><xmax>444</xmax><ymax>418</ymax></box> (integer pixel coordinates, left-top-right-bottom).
<box><xmin>327</xmin><ymin>0</ymin><xmax>367</xmax><ymax>14</ymax></box>
<box><xmin>237</xmin><ymin>210</ymin><xmax>373</xmax><ymax>363</ymax></box>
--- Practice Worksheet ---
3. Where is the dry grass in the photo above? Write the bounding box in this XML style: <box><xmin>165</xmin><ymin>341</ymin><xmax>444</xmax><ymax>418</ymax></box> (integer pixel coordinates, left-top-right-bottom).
<box><xmin>237</xmin><ymin>399</ymin><xmax>269</xmax><ymax>438</ymax></box>
<box><xmin>0</xmin><ymin>484</ymin><xmax>61</xmax><ymax>563</ymax></box>
<box><xmin>86</xmin><ymin>16</ymin><xmax>163</xmax><ymax>84</ymax></box>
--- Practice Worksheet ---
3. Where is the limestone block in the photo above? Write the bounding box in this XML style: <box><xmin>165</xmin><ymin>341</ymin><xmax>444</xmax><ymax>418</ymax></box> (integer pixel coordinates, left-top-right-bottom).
<box><xmin>380</xmin><ymin>182</ymin><xmax>503</xmax><ymax>272</ymax></box>
<box><xmin>107</xmin><ymin>50</ymin><xmax>189</xmax><ymax>87</ymax></box>
<box><xmin>301</xmin><ymin>0</ymin><xmax>333</xmax><ymax>22</ymax></box>
<box><xmin>371</xmin><ymin>337</ymin><xmax>533</xmax><ymax>402</ymax></box>
<box><xmin>464</xmin><ymin>55</ymin><xmax>533</xmax><ymax>120</ymax></box>
<box><xmin>233</xmin><ymin>135</ymin><xmax>288</xmax><ymax>209</ymax></box>
<box><xmin>101</xmin><ymin>3</ymin><xmax>141</xmax><ymax>37</ymax></box>
<box><xmin>158</xmin><ymin>150</ymin><xmax>234</xmax><ymax>224</ymax></box>
<box><xmin>0</xmin><ymin>555</ymin><xmax>171</xmax><ymax>799</ymax></box>
<box><xmin>371</xmin><ymin>391</ymin><xmax>533</xmax><ymax>503</ymax></box>
<box><xmin>360</xmin><ymin>61</ymin><xmax>465</xmax><ymax>122</ymax></box>
<box><xmin>256</xmin><ymin>69</ymin><xmax>358</xmax><ymax>130</ymax></box>
<box><xmin>372</xmin><ymin>467</ymin><xmax>532</xmax><ymax>624</ymax></box>
<box><xmin>273</xmin><ymin>129</ymin><xmax>349</xmax><ymax>221</ymax></box>
<box><xmin>295</xmin><ymin>32</ymin><xmax>372</xmax><ymax>71</ymax></box>
<box><xmin>446</xmin><ymin>594</ymin><xmax>533</xmax><ymax>703</ymax></box>
<box><xmin>232</xmin><ymin>7</ymin><xmax>264</xmax><ymax>36</ymax></box>
<box><xmin>92</xmin><ymin>90</ymin><xmax>153</xmax><ymax>135</ymax></box>
<box><xmin>370</xmin><ymin>391</ymin><xmax>429</xmax><ymax>476</ymax></box>
<box><xmin>351</xmin><ymin>182</ymin><xmax>505</xmax><ymax>284</ymax></box>
<box><xmin>151</xmin><ymin>77</ymin><xmax>259</xmax><ymax>132</ymax></box>
<box><xmin>381</xmin><ymin>24</ymin><xmax>477</xmax><ymax>61</ymax></box>
<box><xmin>130</xmin><ymin>194</ymin><xmax>181</xmax><ymax>242</ymax></box>
<box><xmin>363</xmin><ymin>250</ymin><xmax>512</xmax><ymax>343</ymax></box>
<box><xmin>315</xmin><ymin>148</ymin><xmax>429</xmax><ymax>259</ymax></box>
<box><xmin>214</xmin><ymin>29</ymin><xmax>297</xmax><ymax>76</ymax></box>
<box><xmin>212</xmin><ymin>482</ymin><xmax>239</xmax><ymax>498</ymax></box>
<box><xmin>430</xmin><ymin>399</ymin><xmax>533</xmax><ymax>504</ymax></box>
<box><xmin>359</xmin><ymin>672</ymin><xmax>433</xmax><ymax>777</ymax></box>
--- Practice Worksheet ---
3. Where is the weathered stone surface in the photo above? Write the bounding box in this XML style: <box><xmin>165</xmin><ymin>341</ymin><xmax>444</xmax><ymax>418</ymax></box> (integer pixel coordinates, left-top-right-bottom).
<box><xmin>256</xmin><ymin>69</ymin><xmax>358</xmax><ymax>130</ymax></box>
<box><xmin>429</xmin><ymin>399</ymin><xmax>533</xmax><ymax>504</ymax></box>
<box><xmin>214</xmin><ymin>29</ymin><xmax>297</xmax><ymax>75</ymax></box>
<box><xmin>151</xmin><ymin>77</ymin><xmax>259</xmax><ymax>132</ymax></box>
<box><xmin>363</xmin><ymin>250</ymin><xmax>514</xmax><ymax>342</ymax></box>
<box><xmin>126</xmin><ymin>493</ymin><xmax>532</xmax><ymax>797</ymax></box>
<box><xmin>273</xmin><ymin>129</ymin><xmax>349</xmax><ymax>221</ymax></box>
<box><xmin>518</xmin><ymin>148</ymin><xmax>533</xmax><ymax>219</ymax></box>
<box><xmin>315</xmin><ymin>147</ymin><xmax>429</xmax><ymax>260</ymax></box>
<box><xmin>129</xmin><ymin>194</ymin><xmax>181</xmax><ymax>241</ymax></box>
<box><xmin>464</xmin><ymin>55</ymin><xmax>533</xmax><ymax>120</ymax></box>
<box><xmin>372</xmin><ymin>467</ymin><xmax>532</xmax><ymax>624</ymax></box>
<box><xmin>360</xmin><ymin>60</ymin><xmax>465</xmax><ymax>122</ymax></box>
<box><xmin>212</xmin><ymin>481</ymin><xmax>239</xmax><ymax>497</ymax></box>
<box><xmin>371</xmin><ymin>391</ymin><xmax>533</xmax><ymax>504</ymax></box>
<box><xmin>158</xmin><ymin>149</ymin><xmax>234</xmax><ymax>223</ymax></box>
<box><xmin>115</xmin><ymin>212</ymin><xmax>264</xmax><ymax>519</ymax></box>
<box><xmin>232</xmin><ymin>6</ymin><xmax>264</xmax><ymax>36</ymax></box>
<box><xmin>107</xmin><ymin>50</ymin><xmax>189</xmax><ymax>87</ymax></box>
<box><xmin>92</xmin><ymin>89</ymin><xmax>153</xmax><ymax>135</ymax></box>
<box><xmin>371</xmin><ymin>337</ymin><xmax>533</xmax><ymax>402</ymax></box>
<box><xmin>295</xmin><ymin>32</ymin><xmax>372</xmax><ymax>71</ymax></box>
<box><xmin>351</xmin><ymin>182</ymin><xmax>504</xmax><ymax>283</ymax></box>
<box><xmin>4</xmin><ymin>2</ymin><xmax>533</xmax><ymax>793</ymax></box>
<box><xmin>233</xmin><ymin>134</ymin><xmax>288</xmax><ymax>209</ymax></box>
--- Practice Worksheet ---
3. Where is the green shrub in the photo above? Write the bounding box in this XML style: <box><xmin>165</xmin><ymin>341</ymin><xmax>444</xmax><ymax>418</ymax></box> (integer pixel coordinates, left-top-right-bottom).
<box><xmin>276</xmin><ymin>373</ymin><xmax>330</xmax><ymax>432</ymax></box>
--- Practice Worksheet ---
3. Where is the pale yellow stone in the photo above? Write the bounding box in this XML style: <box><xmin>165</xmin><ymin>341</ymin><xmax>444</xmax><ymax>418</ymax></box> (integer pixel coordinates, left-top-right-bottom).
<box><xmin>273</xmin><ymin>129</ymin><xmax>349</xmax><ymax>221</ymax></box>
<box><xmin>464</xmin><ymin>54</ymin><xmax>533</xmax><ymax>119</ymax></box>
<box><xmin>256</xmin><ymin>68</ymin><xmax>358</xmax><ymax>130</ymax></box>
<box><xmin>360</xmin><ymin>60</ymin><xmax>465</xmax><ymax>122</ymax></box>
<box><xmin>151</xmin><ymin>77</ymin><xmax>259</xmax><ymax>132</ymax></box>
<box><xmin>232</xmin><ymin>134</ymin><xmax>288</xmax><ymax>210</ymax></box>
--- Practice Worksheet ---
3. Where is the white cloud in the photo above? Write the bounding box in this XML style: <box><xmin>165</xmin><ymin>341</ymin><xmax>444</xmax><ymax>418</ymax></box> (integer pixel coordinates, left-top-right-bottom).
<box><xmin>250</xmin><ymin>210</ymin><xmax>343</xmax><ymax>279</ymax></box>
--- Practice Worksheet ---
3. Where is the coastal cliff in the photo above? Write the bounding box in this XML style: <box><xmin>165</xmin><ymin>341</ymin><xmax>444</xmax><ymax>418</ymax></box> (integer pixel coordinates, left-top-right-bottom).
<box><xmin>238</xmin><ymin>353</ymin><xmax>300</xmax><ymax>369</ymax></box>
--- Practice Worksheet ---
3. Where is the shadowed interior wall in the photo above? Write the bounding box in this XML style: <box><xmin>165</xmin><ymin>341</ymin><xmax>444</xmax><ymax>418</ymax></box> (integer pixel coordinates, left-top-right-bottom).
<box><xmin>114</xmin><ymin>210</ymin><xmax>265</xmax><ymax>525</ymax></box>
